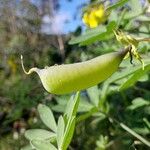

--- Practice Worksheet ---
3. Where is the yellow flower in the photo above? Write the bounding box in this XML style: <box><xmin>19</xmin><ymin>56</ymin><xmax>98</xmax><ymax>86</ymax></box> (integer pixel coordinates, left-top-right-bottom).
<box><xmin>82</xmin><ymin>4</ymin><xmax>106</xmax><ymax>28</ymax></box>
<box><xmin>88</xmin><ymin>11</ymin><xmax>99</xmax><ymax>28</ymax></box>
<box><xmin>94</xmin><ymin>5</ymin><xmax>105</xmax><ymax>19</ymax></box>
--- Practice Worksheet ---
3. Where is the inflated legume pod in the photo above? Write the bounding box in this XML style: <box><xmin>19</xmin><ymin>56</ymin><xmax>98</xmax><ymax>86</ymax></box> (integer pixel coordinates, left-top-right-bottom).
<box><xmin>21</xmin><ymin>47</ymin><xmax>130</xmax><ymax>95</ymax></box>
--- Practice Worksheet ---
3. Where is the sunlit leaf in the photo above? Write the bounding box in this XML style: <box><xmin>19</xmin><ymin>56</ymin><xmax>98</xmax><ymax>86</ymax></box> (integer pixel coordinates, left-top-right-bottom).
<box><xmin>69</xmin><ymin>21</ymin><xmax>116</xmax><ymax>46</ymax></box>
<box><xmin>124</xmin><ymin>0</ymin><xmax>143</xmax><ymax>19</ymax></box>
<box><xmin>127</xmin><ymin>97</ymin><xmax>149</xmax><ymax>110</ymax></box>
<box><xmin>78</xmin><ymin>98</ymin><xmax>94</xmax><ymax>112</ymax></box>
<box><xmin>25</xmin><ymin>129</ymin><xmax>56</xmax><ymax>141</ymax></box>
<box><xmin>119</xmin><ymin>64</ymin><xmax>150</xmax><ymax>90</ymax></box>
<box><xmin>65</xmin><ymin>92</ymin><xmax>80</xmax><ymax>121</ymax></box>
<box><xmin>87</xmin><ymin>86</ymin><xmax>100</xmax><ymax>107</ymax></box>
<box><xmin>20</xmin><ymin>145</ymin><xmax>33</xmax><ymax>150</ymax></box>
<box><xmin>31</xmin><ymin>140</ymin><xmax>57</xmax><ymax>150</ymax></box>
<box><xmin>57</xmin><ymin>116</ymin><xmax>65</xmax><ymax>149</ymax></box>
<box><xmin>62</xmin><ymin>116</ymin><xmax>76</xmax><ymax>150</ymax></box>
<box><xmin>38</xmin><ymin>104</ymin><xmax>57</xmax><ymax>132</ymax></box>
<box><xmin>106</xmin><ymin>0</ymin><xmax>129</xmax><ymax>11</ymax></box>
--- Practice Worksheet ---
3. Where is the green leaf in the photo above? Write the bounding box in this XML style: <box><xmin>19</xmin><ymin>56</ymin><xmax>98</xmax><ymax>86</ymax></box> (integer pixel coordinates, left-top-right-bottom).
<box><xmin>106</xmin><ymin>59</ymin><xmax>150</xmax><ymax>84</ymax></box>
<box><xmin>106</xmin><ymin>0</ymin><xmax>129</xmax><ymax>11</ymax></box>
<box><xmin>65</xmin><ymin>92</ymin><xmax>80</xmax><ymax>121</ymax></box>
<box><xmin>133</xmin><ymin>127</ymin><xmax>150</xmax><ymax>135</ymax></box>
<box><xmin>78</xmin><ymin>99</ymin><xmax>94</xmax><ymax>112</ymax></box>
<box><xmin>130</xmin><ymin>0</ymin><xmax>142</xmax><ymax>12</ymax></box>
<box><xmin>79</xmin><ymin>21</ymin><xmax>116</xmax><ymax>45</ymax></box>
<box><xmin>76</xmin><ymin>107</ymin><xmax>98</xmax><ymax>123</ymax></box>
<box><xmin>31</xmin><ymin>140</ymin><xmax>57</xmax><ymax>150</ymax></box>
<box><xmin>106</xmin><ymin>66</ymin><xmax>140</xmax><ymax>84</ymax></box>
<box><xmin>57</xmin><ymin>115</ymin><xmax>65</xmax><ymax>149</ymax></box>
<box><xmin>127</xmin><ymin>98</ymin><xmax>149</xmax><ymax>110</ymax></box>
<box><xmin>62</xmin><ymin>116</ymin><xmax>76</xmax><ymax>150</ymax></box>
<box><xmin>138</xmin><ymin>74</ymin><xmax>149</xmax><ymax>82</ymax></box>
<box><xmin>124</xmin><ymin>0</ymin><xmax>143</xmax><ymax>19</ymax></box>
<box><xmin>119</xmin><ymin>64</ymin><xmax>150</xmax><ymax>90</ymax></box>
<box><xmin>53</xmin><ymin>96</ymin><xmax>93</xmax><ymax>113</ymax></box>
<box><xmin>69</xmin><ymin>21</ymin><xmax>116</xmax><ymax>46</ymax></box>
<box><xmin>106</xmin><ymin>21</ymin><xmax>117</xmax><ymax>32</ymax></box>
<box><xmin>52</xmin><ymin>104</ymin><xmax>66</xmax><ymax>113</ymax></box>
<box><xmin>87</xmin><ymin>86</ymin><xmax>100</xmax><ymax>107</ymax></box>
<box><xmin>55</xmin><ymin>95</ymin><xmax>70</xmax><ymax>105</ymax></box>
<box><xmin>143</xmin><ymin>118</ymin><xmax>150</xmax><ymax>130</ymax></box>
<box><xmin>38</xmin><ymin>104</ymin><xmax>57</xmax><ymax>132</ymax></box>
<box><xmin>69</xmin><ymin>26</ymin><xmax>106</xmax><ymax>45</ymax></box>
<box><xmin>56</xmin><ymin>92</ymin><xmax>80</xmax><ymax>149</ymax></box>
<box><xmin>25</xmin><ymin>129</ymin><xmax>56</xmax><ymax>141</ymax></box>
<box><xmin>21</xmin><ymin>145</ymin><xmax>33</xmax><ymax>150</ymax></box>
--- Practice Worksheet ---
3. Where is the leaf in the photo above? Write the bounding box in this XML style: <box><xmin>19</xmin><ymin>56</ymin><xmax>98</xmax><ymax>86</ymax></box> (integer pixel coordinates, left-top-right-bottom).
<box><xmin>53</xmin><ymin>96</ymin><xmax>93</xmax><ymax>113</ymax></box>
<box><xmin>106</xmin><ymin>0</ymin><xmax>129</xmax><ymax>11</ymax></box>
<box><xmin>57</xmin><ymin>115</ymin><xmax>65</xmax><ymax>149</ymax></box>
<box><xmin>62</xmin><ymin>116</ymin><xmax>76</xmax><ymax>150</ymax></box>
<box><xmin>38</xmin><ymin>104</ymin><xmax>57</xmax><ymax>132</ymax></box>
<box><xmin>143</xmin><ymin>118</ymin><xmax>150</xmax><ymax>130</ymax></box>
<box><xmin>52</xmin><ymin>104</ymin><xmax>66</xmax><ymax>113</ymax></box>
<box><xmin>20</xmin><ymin>145</ymin><xmax>33</xmax><ymax>150</ymax></box>
<box><xmin>106</xmin><ymin>21</ymin><xmax>117</xmax><ymax>32</ymax></box>
<box><xmin>133</xmin><ymin>127</ymin><xmax>150</xmax><ymax>135</ymax></box>
<box><xmin>78</xmin><ymin>99</ymin><xmax>94</xmax><ymax>112</ymax></box>
<box><xmin>69</xmin><ymin>26</ymin><xmax>106</xmax><ymax>45</ymax></box>
<box><xmin>138</xmin><ymin>74</ymin><xmax>149</xmax><ymax>82</ymax></box>
<box><xmin>69</xmin><ymin>21</ymin><xmax>116</xmax><ymax>46</ymax></box>
<box><xmin>25</xmin><ymin>129</ymin><xmax>56</xmax><ymax>141</ymax></box>
<box><xmin>106</xmin><ymin>67</ymin><xmax>134</xmax><ymax>83</ymax></box>
<box><xmin>124</xmin><ymin>0</ymin><xmax>143</xmax><ymax>19</ymax></box>
<box><xmin>80</xmin><ymin>21</ymin><xmax>116</xmax><ymax>45</ymax></box>
<box><xmin>31</xmin><ymin>140</ymin><xmax>57</xmax><ymax>150</ymax></box>
<box><xmin>65</xmin><ymin>92</ymin><xmax>80</xmax><ymax>121</ymax></box>
<box><xmin>76</xmin><ymin>107</ymin><xmax>98</xmax><ymax>123</ymax></box>
<box><xmin>106</xmin><ymin>59</ymin><xmax>150</xmax><ymax>84</ymax></box>
<box><xmin>144</xmin><ymin>106</ymin><xmax>150</xmax><ymax>115</ymax></box>
<box><xmin>55</xmin><ymin>95</ymin><xmax>70</xmax><ymax>105</ymax></box>
<box><xmin>87</xmin><ymin>86</ymin><xmax>100</xmax><ymax>107</ymax></box>
<box><xmin>127</xmin><ymin>98</ymin><xmax>149</xmax><ymax>110</ymax></box>
<box><xmin>119</xmin><ymin>64</ymin><xmax>150</xmax><ymax>90</ymax></box>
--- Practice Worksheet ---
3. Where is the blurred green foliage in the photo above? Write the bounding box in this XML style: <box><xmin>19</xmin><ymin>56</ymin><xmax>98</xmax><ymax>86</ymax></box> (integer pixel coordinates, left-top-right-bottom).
<box><xmin>0</xmin><ymin>0</ymin><xmax>150</xmax><ymax>150</ymax></box>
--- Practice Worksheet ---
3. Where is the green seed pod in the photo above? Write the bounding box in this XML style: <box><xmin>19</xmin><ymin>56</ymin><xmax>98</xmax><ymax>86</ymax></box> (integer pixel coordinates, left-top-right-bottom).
<box><xmin>21</xmin><ymin>47</ymin><xmax>130</xmax><ymax>95</ymax></box>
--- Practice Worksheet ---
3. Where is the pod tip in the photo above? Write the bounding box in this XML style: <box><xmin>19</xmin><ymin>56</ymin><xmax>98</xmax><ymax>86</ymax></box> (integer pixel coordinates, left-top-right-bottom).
<box><xmin>21</xmin><ymin>55</ymin><xmax>37</xmax><ymax>75</ymax></box>
<box><xmin>21</xmin><ymin>55</ymin><xmax>23</xmax><ymax>60</ymax></box>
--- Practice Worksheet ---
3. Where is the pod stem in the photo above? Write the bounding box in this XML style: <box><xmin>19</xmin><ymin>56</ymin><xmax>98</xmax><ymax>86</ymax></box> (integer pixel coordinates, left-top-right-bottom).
<box><xmin>119</xmin><ymin>45</ymin><xmax>132</xmax><ymax>57</ymax></box>
<box><xmin>21</xmin><ymin>55</ymin><xmax>37</xmax><ymax>75</ymax></box>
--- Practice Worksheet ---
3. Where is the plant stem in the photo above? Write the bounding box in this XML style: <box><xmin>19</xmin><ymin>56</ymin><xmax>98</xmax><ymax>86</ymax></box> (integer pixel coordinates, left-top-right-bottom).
<box><xmin>77</xmin><ymin>104</ymin><xmax>150</xmax><ymax>147</ymax></box>
<box><xmin>119</xmin><ymin>122</ymin><xmax>150</xmax><ymax>147</ymax></box>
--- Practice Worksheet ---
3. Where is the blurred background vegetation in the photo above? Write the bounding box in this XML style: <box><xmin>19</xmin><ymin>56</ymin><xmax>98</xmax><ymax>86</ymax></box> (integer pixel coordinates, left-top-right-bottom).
<box><xmin>0</xmin><ymin>0</ymin><xmax>150</xmax><ymax>150</ymax></box>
